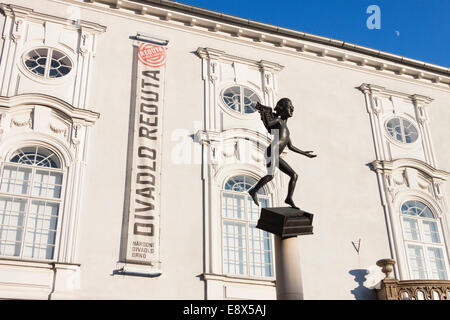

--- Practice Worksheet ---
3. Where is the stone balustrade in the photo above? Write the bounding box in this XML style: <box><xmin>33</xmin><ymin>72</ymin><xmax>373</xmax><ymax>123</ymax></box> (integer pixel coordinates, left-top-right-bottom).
<box><xmin>376</xmin><ymin>259</ymin><xmax>450</xmax><ymax>300</ymax></box>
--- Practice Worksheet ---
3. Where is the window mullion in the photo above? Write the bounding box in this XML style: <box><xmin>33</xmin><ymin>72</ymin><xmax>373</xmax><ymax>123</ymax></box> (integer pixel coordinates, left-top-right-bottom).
<box><xmin>399</xmin><ymin>119</ymin><xmax>406</xmax><ymax>143</ymax></box>
<box><xmin>0</xmin><ymin>191</ymin><xmax>61</xmax><ymax>203</ymax></box>
<box><xmin>404</xmin><ymin>240</ymin><xmax>413</xmax><ymax>279</ymax></box>
<box><xmin>417</xmin><ymin>220</ymin><xmax>432</xmax><ymax>279</ymax></box>
<box><xmin>18</xmin><ymin>166</ymin><xmax>36</xmax><ymax>259</ymax></box>
<box><xmin>417</xmin><ymin>243</ymin><xmax>428</xmax><ymax>279</ymax></box>
<box><xmin>35</xmin><ymin>152</ymin><xmax>55</xmax><ymax>167</ymax></box>
<box><xmin>245</xmin><ymin>195</ymin><xmax>250</xmax><ymax>276</ymax></box>
<box><xmin>29</xmin><ymin>194</ymin><xmax>62</xmax><ymax>203</ymax></box>
<box><xmin>44</xmin><ymin>48</ymin><xmax>52</xmax><ymax>79</ymax></box>
<box><xmin>414</xmin><ymin>219</ymin><xmax>428</xmax><ymax>278</ymax></box>
<box><xmin>416</xmin><ymin>217</ymin><xmax>424</xmax><ymax>242</ymax></box>
<box><xmin>240</xmin><ymin>86</ymin><xmax>244</xmax><ymax>115</ymax></box>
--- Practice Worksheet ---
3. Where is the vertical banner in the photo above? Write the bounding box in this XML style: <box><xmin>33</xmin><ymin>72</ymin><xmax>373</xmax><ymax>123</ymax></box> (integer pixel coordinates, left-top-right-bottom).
<box><xmin>124</xmin><ymin>41</ymin><xmax>167</xmax><ymax>267</ymax></box>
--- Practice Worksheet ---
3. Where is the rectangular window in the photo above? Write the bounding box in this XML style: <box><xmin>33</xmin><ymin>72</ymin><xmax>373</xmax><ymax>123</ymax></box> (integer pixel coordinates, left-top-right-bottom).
<box><xmin>403</xmin><ymin>218</ymin><xmax>420</xmax><ymax>241</ymax></box>
<box><xmin>32</xmin><ymin>170</ymin><xmax>63</xmax><ymax>199</ymax></box>
<box><xmin>222</xmin><ymin>194</ymin><xmax>245</xmax><ymax>219</ymax></box>
<box><xmin>24</xmin><ymin>200</ymin><xmax>59</xmax><ymax>259</ymax></box>
<box><xmin>407</xmin><ymin>244</ymin><xmax>427</xmax><ymax>279</ymax></box>
<box><xmin>249</xmin><ymin>225</ymin><xmax>272</xmax><ymax>277</ymax></box>
<box><xmin>222</xmin><ymin>221</ymin><xmax>247</xmax><ymax>275</ymax></box>
<box><xmin>248</xmin><ymin>197</ymin><xmax>268</xmax><ymax>222</ymax></box>
<box><xmin>0</xmin><ymin>166</ymin><xmax>32</xmax><ymax>195</ymax></box>
<box><xmin>0</xmin><ymin>197</ymin><xmax>26</xmax><ymax>256</ymax></box>
<box><xmin>427</xmin><ymin>247</ymin><xmax>447</xmax><ymax>280</ymax></box>
<box><xmin>422</xmin><ymin>221</ymin><xmax>440</xmax><ymax>243</ymax></box>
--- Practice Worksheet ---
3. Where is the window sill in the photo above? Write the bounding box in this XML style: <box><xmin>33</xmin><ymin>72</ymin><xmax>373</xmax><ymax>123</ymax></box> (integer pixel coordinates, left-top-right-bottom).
<box><xmin>201</xmin><ymin>273</ymin><xmax>275</xmax><ymax>286</ymax></box>
<box><xmin>0</xmin><ymin>257</ymin><xmax>81</xmax><ymax>299</ymax></box>
<box><xmin>0</xmin><ymin>257</ymin><xmax>80</xmax><ymax>270</ymax></box>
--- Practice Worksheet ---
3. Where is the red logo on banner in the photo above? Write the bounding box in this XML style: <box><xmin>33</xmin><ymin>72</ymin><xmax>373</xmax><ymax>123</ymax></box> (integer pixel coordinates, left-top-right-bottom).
<box><xmin>138</xmin><ymin>43</ymin><xmax>166</xmax><ymax>67</ymax></box>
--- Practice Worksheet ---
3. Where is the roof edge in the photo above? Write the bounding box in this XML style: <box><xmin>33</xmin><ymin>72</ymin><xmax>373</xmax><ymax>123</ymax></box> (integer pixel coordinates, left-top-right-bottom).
<box><xmin>39</xmin><ymin>0</ymin><xmax>450</xmax><ymax>87</ymax></box>
<box><xmin>145</xmin><ymin>0</ymin><xmax>449</xmax><ymax>76</ymax></box>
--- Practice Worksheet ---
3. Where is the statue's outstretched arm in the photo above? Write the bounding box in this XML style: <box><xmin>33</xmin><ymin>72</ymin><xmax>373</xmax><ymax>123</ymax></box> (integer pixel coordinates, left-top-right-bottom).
<box><xmin>287</xmin><ymin>139</ymin><xmax>317</xmax><ymax>158</ymax></box>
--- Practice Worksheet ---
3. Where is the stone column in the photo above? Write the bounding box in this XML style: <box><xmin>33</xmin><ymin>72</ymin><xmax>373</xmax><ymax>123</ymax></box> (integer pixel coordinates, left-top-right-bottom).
<box><xmin>256</xmin><ymin>207</ymin><xmax>313</xmax><ymax>300</ymax></box>
<box><xmin>275</xmin><ymin>236</ymin><xmax>303</xmax><ymax>300</ymax></box>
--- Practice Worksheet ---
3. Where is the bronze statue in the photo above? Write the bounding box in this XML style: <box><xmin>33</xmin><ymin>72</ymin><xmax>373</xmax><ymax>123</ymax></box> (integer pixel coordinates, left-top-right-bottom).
<box><xmin>248</xmin><ymin>98</ymin><xmax>316</xmax><ymax>209</ymax></box>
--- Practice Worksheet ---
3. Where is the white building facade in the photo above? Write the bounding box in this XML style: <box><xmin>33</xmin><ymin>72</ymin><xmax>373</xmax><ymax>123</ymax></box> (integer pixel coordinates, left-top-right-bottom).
<box><xmin>0</xmin><ymin>0</ymin><xmax>449</xmax><ymax>300</ymax></box>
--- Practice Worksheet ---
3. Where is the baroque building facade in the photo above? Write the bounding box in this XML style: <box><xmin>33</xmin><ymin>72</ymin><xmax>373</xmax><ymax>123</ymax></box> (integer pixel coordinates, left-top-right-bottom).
<box><xmin>0</xmin><ymin>0</ymin><xmax>449</xmax><ymax>299</ymax></box>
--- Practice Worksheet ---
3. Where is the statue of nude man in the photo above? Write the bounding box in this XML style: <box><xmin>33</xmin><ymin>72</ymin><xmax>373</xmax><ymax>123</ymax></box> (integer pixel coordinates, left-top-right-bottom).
<box><xmin>248</xmin><ymin>98</ymin><xmax>316</xmax><ymax>209</ymax></box>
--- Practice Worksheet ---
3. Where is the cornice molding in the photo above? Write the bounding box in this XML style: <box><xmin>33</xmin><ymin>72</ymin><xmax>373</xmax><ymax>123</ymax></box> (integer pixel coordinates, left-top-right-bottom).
<box><xmin>195</xmin><ymin>47</ymin><xmax>225</xmax><ymax>61</ymax></box>
<box><xmin>0</xmin><ymin>94</ymin><xmax>100</xmax><ymax>124</ymax></box>
<box><xmin>48</xmin><ymin>0</ymin><xmax>450</xmax><ymax>89</ymax></box>
<box><xmin>0</xmin><ymin>3</ymin><xmax>107</xmax><ymax>33</ymax></box>
<box><xmin>371</xmin><ymin>159</ymin><xmax>449</xmax><ymax>181</ymax></box>
<box><xmin>196</xmin><ymin>47</ymin><xmax>284</xmax><ymax>72</ymax></box>
<box><xmin>359</xmin><ymin>83</ymin><xmax>434</xmax><ymax>105</ymax></box>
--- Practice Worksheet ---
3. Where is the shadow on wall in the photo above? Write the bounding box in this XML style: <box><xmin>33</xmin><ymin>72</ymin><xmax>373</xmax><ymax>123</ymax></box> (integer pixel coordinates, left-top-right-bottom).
<box><xmin>349</xmin><ymin>269</ymin><xmax>377</xmax><ymax>300</ymax></box>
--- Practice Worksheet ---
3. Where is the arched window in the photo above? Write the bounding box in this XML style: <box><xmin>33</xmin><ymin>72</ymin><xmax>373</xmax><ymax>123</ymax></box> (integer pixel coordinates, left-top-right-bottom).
<box><xmin>222</xmin><ymin>175</ymin><xmax>273</xmax><ymax>277</ymax></box>
<box><xmin>0</xmin><ymin>146</ymin><xmax>64</xmax><ymax>260</ymax></box>
<box><xmin>401</xmin><ymin>200</ymin><xmax>448</xmax><ymax>280</ymax></box>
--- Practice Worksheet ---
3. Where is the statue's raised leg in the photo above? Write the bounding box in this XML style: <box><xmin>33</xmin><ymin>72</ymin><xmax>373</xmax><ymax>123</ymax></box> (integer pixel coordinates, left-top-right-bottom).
<box><xmin>248</xmin><ymin>174</ymin><xmax>274</xmax><ymax>206</ymax></box>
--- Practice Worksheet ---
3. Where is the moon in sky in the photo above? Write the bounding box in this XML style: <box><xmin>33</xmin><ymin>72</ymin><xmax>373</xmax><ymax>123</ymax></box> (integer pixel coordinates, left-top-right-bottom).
<box><xmin>395</xmin><ymin>30</ymin><xmax>400</xmax><ymax>37</ymax></box>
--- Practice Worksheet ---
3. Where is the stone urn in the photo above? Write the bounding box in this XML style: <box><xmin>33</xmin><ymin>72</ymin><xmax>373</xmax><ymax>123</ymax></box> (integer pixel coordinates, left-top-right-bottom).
<box><xmin>376</xmin><ymin>259</ymin><xmax>396</xmax><ymax>279</ymax></box>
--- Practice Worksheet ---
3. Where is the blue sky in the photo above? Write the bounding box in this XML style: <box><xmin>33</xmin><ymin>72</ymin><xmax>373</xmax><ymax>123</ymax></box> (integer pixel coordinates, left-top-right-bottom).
<box><xmin>179</xmin><ymin>0</ymin><xmax>450</xmax><ymax>68</ymax></box>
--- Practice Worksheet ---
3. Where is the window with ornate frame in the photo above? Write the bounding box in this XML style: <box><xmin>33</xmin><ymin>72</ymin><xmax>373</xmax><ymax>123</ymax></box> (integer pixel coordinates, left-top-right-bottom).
<box><xmin>0</xmin><ymin>146</ymin><xmax>65</xmax><ymax>260</ymax></box>
<box><xmin>401</xmin><ymin>200</ymin><xmax>449</xmax><ymax>280</ymax></box>
<box><xmin>385</xmin><ymin>117</ymin><xmax>419</xmax><ymax>144</ymax></box>
<box><xmin>23</xmin><ymin>47</ymin><xmax>73</xmax><ymax>79</ymax></box>
<box><xmin>221</xmin><ymin>175</ymin><xmax>274</xmax><ymax>277</ymax></box>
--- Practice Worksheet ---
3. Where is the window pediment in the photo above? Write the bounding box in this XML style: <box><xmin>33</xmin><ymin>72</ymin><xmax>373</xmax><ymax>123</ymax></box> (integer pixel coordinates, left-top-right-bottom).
<box><xmin>0</xmin><ymin>94</ymin><xmax>100</xmax><ymax>163</ymax></box>
<box><xmin>0</xmin><ymin>94</ymin><xmax>99</xmax><ymax>125</ymax></box>
<box><xmin>371</xmin><ymin>159</ymin><xmax>449</xmax><ymax>182</ymax></box>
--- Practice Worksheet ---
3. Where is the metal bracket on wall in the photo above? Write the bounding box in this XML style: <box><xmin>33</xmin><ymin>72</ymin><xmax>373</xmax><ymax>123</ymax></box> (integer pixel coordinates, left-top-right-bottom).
<box><xmin>134</xmin><ymin>32</ymin><xmax>169</xmax><ymax>46</ymax></box>
<box><xmin>352</xmin><ymin>239</ymin><xmax>361</xmax><ymax>255</ymax></box>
